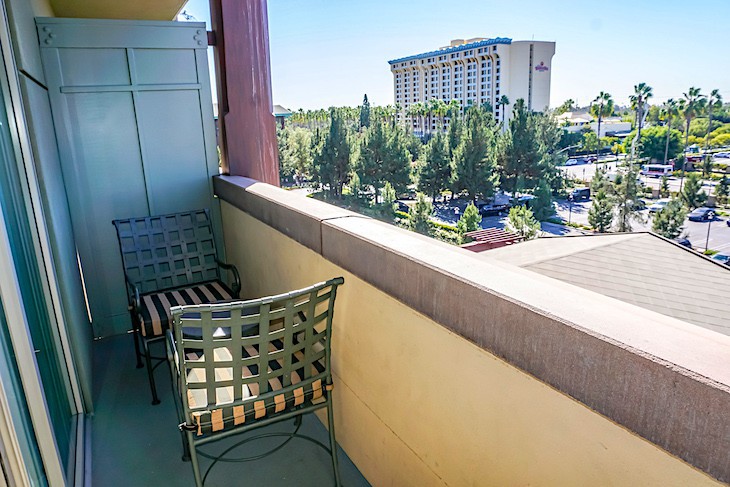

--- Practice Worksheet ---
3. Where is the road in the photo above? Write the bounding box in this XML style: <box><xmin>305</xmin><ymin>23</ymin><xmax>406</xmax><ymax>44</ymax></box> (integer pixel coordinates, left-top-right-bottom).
<box><xmin>555</xmin><ymin>199</ymin><xmax>730</xmax><ymax>253</ymax></box>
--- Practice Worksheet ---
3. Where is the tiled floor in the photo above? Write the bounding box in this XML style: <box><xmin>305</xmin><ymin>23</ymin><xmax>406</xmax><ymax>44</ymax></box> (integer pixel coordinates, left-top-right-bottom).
<box><xmin>90</xmin><ymin>335</ymin><xmax>369</xmax><ymax>486</ymax></box>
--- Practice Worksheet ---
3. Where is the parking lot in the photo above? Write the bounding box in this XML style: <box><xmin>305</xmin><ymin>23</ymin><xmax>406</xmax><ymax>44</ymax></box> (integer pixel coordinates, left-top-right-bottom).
<box><xmin>555</xmin><ymin>198</ymin><xmax>730</xmax><ymax>253</ymax></box>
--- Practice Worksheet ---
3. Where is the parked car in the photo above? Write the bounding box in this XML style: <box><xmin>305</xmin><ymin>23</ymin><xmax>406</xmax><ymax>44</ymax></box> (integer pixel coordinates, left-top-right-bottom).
<box><xmin>688</xmin><ymin>207</ymin><xmax>715</xmax><ymax>222</ymax></box>
<box><xmin>570</xmin><ymin>187</ymin><xmax>590</xmax><ymax>201</ymax></box>
<box><xmin>648</xmin><ymin>199</ymin><xmax>670</xmax><ymax>213</ymax></box>
<box><xmin>632</xmin><ymin>199</ymin><xmax>647</xmax><ymax>210</ymax></box>
<box><xmin>711</xmin><ymin>253</ymin><xmax>730</xmax><ymax>266</ymax></box>
<box><xmin>714</xmin><ymin>152</ymin><xmax>730</xmax><ymax>159</ymax></box>
<box><xmin>479</xmin><ymin>203</ymin><xmax>509</xmax><ymax>216</ymax></box>
<box><xmin>395</xmin><ymin>200</ymin><xmax>410</xmax><ymax>213</ymax></box>
<box><xmin>673</xmin><ymin>238</ymin><xmax>692</xmax><ymax>249</ymax></box>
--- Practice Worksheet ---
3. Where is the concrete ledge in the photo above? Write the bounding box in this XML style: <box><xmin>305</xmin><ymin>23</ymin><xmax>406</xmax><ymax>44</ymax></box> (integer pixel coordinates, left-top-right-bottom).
<box><xmin>214</xmin><ymin>175</ymin><xmax>730</xmax><ymax>483</ymax></box>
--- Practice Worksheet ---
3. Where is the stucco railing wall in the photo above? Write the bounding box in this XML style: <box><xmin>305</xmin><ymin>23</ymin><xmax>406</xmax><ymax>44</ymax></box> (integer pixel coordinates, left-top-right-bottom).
<box><xmin>215</xmin><ymin>175</ymin><xmax>729</xmax><ymax>486</ymax></box>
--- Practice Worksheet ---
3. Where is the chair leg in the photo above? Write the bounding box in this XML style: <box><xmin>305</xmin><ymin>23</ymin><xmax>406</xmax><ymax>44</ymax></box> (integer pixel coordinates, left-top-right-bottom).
<box><xmin>143</xmin><ymin>340</ymin><xmax>161</xmax><ymax>405</ymax></box>
<box><xmin>187</xmin><ymin>431</ymin><xmax>203</xmax><ymax>487</ymax></box>
<box><xmin>326</xmin><ymin>400</ymin><xmax>342</xmax><ymax>487</ymax></box>
<box><xmin>129</xmin><ymin>311</ymin><xmax>143</xmax><ymax>368</ymax></box>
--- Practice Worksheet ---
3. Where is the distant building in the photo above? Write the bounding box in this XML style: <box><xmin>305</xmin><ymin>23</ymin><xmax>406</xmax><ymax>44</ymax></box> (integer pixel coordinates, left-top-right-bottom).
<box><xmin>557</xmin><ymin>111</ymin><xmax>632</xmax><ymax>137</ymax></box>
<box><xmin>388</xmin><ymin>37</ymin><xmax>556</xmax><ymax>132</ymax></box>
<box><xmin>273</xmin><ymin>104</ymin><xmax>292</xmax><ymax>129</ymax></box>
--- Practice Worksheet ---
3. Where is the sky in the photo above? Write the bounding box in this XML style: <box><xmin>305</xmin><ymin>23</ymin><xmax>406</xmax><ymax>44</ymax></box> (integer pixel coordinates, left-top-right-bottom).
<box><xmin>183</xmin><ymin>0</ymin><xmax>730</xmax><ymax>110</ymax></box>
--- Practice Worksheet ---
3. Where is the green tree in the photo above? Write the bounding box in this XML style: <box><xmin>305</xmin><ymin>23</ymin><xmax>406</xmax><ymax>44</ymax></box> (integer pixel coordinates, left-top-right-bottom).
<box><xmin>581</xmin><ymin>130</ymin><xmax>600</xmax><ymax>154</ymax></box>
<box><xmin>417</xmin><ymin>131</ymin><xmax>451</xmax><ymax>201</ymax></box>
<box><xmin>660</xmin><ymin>99</ymin><xmax>681</xmax><ymax>164</ymax></box>
<box><xmin>705</xmin><ymin>89</ymin><xmax>722</xmax><ymax>148</ymax></box>
<box><xmin>385</xmin><ymin>126</ymin><xmax>414</xmax><ymax>195</ymax></box>
<box><xmin>456</xmin><ymin>202</ymin><xmax>481</xmax><ymax>241</ymax></box>
<box><xmin>359</xmin><ymin>94</ymin><xmax>371</xmax><ymax>129</ymax></box>
<box><xmin>614</xmin><ymin>166</ymin><xmax>644</xmax><ymax>232</ymax></box>
<box><xmin>289</xmin><ymin>127</ymin><xmax>313</xmax><ymax>179</ymax></box>
<box><xmin>531</xmin><ymin>179</ymin><xmax>554</xmax><ymax>221</ymax></box>
<box><xmin>636</xmin><ymin>125</ymin><xmax>683</xmax><ymax>161</ymax></box>
<box><xmin>588</xmin><ymin>189</ymin><xmax>614</xmax><ymax>233</ymax></box>
<box><xmin>451</xmin><ymin>107</ymin><xmax>498</xmax><ymax>202</ymax></box>
<box><xmin>382</xmin><ymin>181</ymin><xmax>396</xmax><ymax>212</ymax></box>
<box><xmin>356</xmin><ymin>121</ymin><xmax>389</xmax><ymax>203</ymax></box>
<box><xmin>715</xmin><ymin>176</ymin><xmax>729</xmax><ymax>206</ymax></box>
<box><xmin>651</xmin><ymin>199</ymin><xmax>688</xmax><ymax>239</ymax></box>
<box><xmin>505</xmin><ymin>205</ymin><xmax>541</xmax><ymax>240</ymax></box>
<box><xmin>350</xmin><ymin>172</ymin><xmax>362</xmax><ymax>200</ymax></box>
<box><xmin>590</xmin><ymin>91</ymin><xmax>614</xmax><ymax>153</ymax></box>
<box><xmin>555</xmin><ymin>99</ymin><xmax>576</xmax><ymax>115</ymax></box>
<box><xmin>680</xmin><ymin>172</ymin><xmax>707</xmax><ymax>209</ymax></box>
<box><xmin>497</xmin><ymin>95</ymin><xmax>510</xmax><ymax>126</ymax></box>
<box><xmin>702</xmin><ymin>155</ymin><xmax>713</xmax><ymax>178</ymax></box>
<box><xmin>660</xmin><ymin>176</ymin><xmax>670</xmax><ymax>198</ymax></box>
<box><xmin>313</xmin><ymin>108</ymin><xmax>352</xmax><ymax>198</ymax></box>
<box><xmin>678</xmin><ymin>88</ymin><xmax>706</xmax><ymax>192</ymax></box>
<box><xmin>497</xmin><ymin>99</ymin><xmax>542</xmax><ymax>194</ymax></box>
<box><xmin>629</xmin><ymin>82</ymin><xmax>653</xmax><ymax>143</ymax></box>
<box><xmin>408</xmin><ymin>192</ymin><xmax>433</xmax><ymax>235</ymax></box>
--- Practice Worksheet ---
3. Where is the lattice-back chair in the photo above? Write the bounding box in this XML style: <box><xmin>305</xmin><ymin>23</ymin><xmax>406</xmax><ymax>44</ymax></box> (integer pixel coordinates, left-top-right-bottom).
<box><xmin>112</xmin><ymin>209</ymin><xmax>240</xmax><ymax>404</ymax></box>
<box><xmin>167</xmin><ymin>277</ymin><xmax>344</xmax><ymax>487</ymax></box>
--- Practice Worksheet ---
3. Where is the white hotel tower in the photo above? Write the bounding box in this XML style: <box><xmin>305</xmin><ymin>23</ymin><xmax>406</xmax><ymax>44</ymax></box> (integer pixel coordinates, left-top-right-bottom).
<box><xmin>388</xmin><ymin>37</ymin><xmax>555</xmax><ymax>131</ymax></box>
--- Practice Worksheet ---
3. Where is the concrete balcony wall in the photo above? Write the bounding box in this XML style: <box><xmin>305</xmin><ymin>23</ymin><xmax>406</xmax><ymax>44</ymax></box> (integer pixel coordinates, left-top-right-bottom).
<box><xmin>215</xmin><ymin>176</ymin><xmax>728</xmax><ymax>486</ymax></box>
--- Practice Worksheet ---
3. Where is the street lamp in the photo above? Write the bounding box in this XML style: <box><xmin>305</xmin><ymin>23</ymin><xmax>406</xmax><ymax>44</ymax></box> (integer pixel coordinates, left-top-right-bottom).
<box><xmin>705</xmin><ymin>214</ymin><xmax>714</xmax><ymax>252</ymax></box>
<box><xmin>568</xmin><ymin>194</ymin><xmax>574</xmax><ymax>225</ymax></box>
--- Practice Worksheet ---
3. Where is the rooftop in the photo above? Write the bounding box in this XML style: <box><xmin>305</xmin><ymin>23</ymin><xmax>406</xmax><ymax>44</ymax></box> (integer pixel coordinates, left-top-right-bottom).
<box><xmin>481</xmin><ymin>233</ymin><xmax>730</xmax><ymax>335</ymax></box>
<box><xmin>387</xmin><ymin>37</ymin><xmax>512</xmax><ymax>65</ymax></box>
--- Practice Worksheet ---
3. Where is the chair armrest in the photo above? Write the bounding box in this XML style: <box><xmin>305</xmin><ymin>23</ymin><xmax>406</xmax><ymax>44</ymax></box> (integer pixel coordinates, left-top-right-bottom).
<box><xmin>124</xmin><ymin>272</ymin><xmax>141</xmax><ymax>311</ymax></box>
<box><xmin>216</xmin><ymin>259</ymin><xmax>241</xmax><ymax>297</ymax></box>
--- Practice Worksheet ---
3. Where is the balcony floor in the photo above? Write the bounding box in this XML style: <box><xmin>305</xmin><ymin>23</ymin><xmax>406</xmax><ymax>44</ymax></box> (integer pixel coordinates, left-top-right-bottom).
<box><xmin>91</xmin><ymin>334</ymin><xmax>369</xmax><ymax>486</ymax></box>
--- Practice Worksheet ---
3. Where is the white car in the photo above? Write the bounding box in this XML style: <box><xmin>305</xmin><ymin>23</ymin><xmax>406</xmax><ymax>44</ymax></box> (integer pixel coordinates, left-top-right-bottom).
<box><xmin>648</xmin><ymin>199</ymin><xmax>670</xmax><ymax>213</ymax></box>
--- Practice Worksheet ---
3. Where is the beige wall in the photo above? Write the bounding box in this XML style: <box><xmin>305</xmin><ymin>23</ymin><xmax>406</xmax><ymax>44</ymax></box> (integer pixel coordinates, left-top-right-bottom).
<box><xmin>221</xmin><ymin>201</ymin><xmax>720</xmax><ymax>487</ymax></box>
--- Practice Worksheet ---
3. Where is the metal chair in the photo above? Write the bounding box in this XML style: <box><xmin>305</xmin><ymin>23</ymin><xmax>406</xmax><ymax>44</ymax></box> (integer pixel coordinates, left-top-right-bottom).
<box><xmin>167</xmin><ymin>277</ymin><xmax>344</xmax><ymax>487</ymax></box>
<box><xmin>112</xmin><ymin>209</ymin><xmax>240</xmax><ymax>404</ymax></box>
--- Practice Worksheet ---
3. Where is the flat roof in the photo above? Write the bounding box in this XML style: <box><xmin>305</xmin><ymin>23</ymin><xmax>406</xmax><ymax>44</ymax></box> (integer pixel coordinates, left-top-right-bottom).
<box><xmin>388</xmin><ymin>37</ymin><xmax>512</xmax><ymax>65</ymax></box>
<box><xmin>478</xmin><ymin>232</ymin><xmax>730</xmax><ymax>336</ymax></box>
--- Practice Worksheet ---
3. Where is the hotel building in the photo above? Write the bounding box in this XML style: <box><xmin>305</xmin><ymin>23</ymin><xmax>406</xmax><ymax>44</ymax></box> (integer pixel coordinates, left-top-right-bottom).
<box><xmin>388</xmin><ymin>37</ymin><xmax>556</xmax><ymax>131</ymax></box>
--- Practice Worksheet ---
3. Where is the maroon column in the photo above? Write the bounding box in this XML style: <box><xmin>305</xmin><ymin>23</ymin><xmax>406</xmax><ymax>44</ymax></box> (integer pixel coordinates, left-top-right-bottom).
<box><xmin>209</xmin><ymin>0</ymin><xmax>280</xmax><ymax>185</ymax></box>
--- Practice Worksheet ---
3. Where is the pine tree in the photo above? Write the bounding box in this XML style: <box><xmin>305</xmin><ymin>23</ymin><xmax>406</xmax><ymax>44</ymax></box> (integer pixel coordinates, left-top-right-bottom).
<box><xmin>356</xmin><ymin>121</ymin><xmax>389</xmax><ymax>203</ymax></box>
<box><xmin>497</xmin><ymin>99</ymin><xmax>542</xmax><ymax>195</ymax></box>
<box><xmin>451</xmin><ymin>107</ymin><xmax>498</xmax><ymax>202</ymax></box>
<box><xmin>660</xmin><ymin>175</ymin><xmax>670</xmax><ymax>198</ymax></box>
<box><xmin>531</xmin><ymin>179</ymin><xmax>554</xmax><ymax>221</ymax></box>
<box><xmin>680</xmin><ymin>172</ymin><xmax>707</xmax><ymax>209</ymax></box>
<box><xmin>385</xmin><ymin>126</ymin><xmax>414</xmax><ymax>196</ymax></box>
<box><xmin>409</xmin><ymin>193</ymin><xmax>433</xmax><ymax>235</ymax></box>
<box><xmin>417</xmin><ymin>131</ymin><xmax>451</xmax><ymax>201</ymax></box>
<box><xmin>588</xmin><ymin>189</ymin><xmax>614</xmax><ymax>232</ymax></box>
<box><xmin>382</xmin><ymin>181</ymin><xmax>396</xmax><ymax>213</ymax></box>
<box><xmin>456</xmin><ymin>202</ymin><xmax>481</xmax><ymax>242</ymax></box>
<box><xmin>614</xmin><ymin>166</ymin><xmax>644</xmax><ymax>232</ymax></box>
<box><xmin>652</xmin><ymin>198</ymin><xmax>687</xmax><ymax>239</ymax></box>
<box><xmin>715</xmin><ymin>176</ymin><xmax>729</xmax><ymax>206</ymax></box>
<box><xmin>313</xmin><ymin>108</ymin><xmax>352</xmax><ymax>198</ymax></box>
<box><xmin>506</xmin><ymin>205</ymin><xmax>541</xmax><ymax>240</ymax></box>
<box><xmin>359</xmin><ymin>94</ymin><xmax>371</xmax><ymax>129</ymax></box>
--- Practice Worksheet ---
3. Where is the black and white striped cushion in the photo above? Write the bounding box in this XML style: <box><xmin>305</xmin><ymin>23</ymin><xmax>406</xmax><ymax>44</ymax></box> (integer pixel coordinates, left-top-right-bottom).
<box><xmin>139</xmin><ymin>281</ymin><xmax>233</xmax><ymax>337</ymax></box>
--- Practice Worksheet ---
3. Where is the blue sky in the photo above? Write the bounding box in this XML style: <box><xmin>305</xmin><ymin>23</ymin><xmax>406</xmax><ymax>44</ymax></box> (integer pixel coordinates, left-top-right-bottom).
<box><xmin>183</xmin><ymin>0</ymin><xmax>730</xmax><ymax>110</ymax></box>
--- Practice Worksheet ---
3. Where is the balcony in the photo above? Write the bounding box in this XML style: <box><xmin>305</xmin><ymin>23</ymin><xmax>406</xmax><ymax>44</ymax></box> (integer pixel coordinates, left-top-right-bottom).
<box><xmin>0</xmin><ymin>0</ymin><xmax>728</xmax><ymax>485</ymax></box>
<box><xmin>86</xmin><ymin>175</ymin><xmax>730</xmax><ymax>486</ymax></box>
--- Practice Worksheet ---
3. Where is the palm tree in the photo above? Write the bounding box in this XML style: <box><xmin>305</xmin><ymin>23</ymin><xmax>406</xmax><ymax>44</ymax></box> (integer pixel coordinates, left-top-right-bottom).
<box><xmin>427</xmin><ymin>98</ymin><xmax>441</xmax><ymax>137</ymax></box>
<box><xmin>434</xmin><ymin>99</ymin><xmax>447</xmax><ymax>133</ymax></box>
<box><xmin>629</xmin><ymin>82</ymin><xmax>653</xmax><ymax>144</ymax></box>
<box><xmin>679</xmin><ymin>87</ymin><xmax>707</xmax><ymax>192</ymax></box>
<box><xmin>661</xmin><ymin>99</ymin><xmax>679</xmax><ymax>165</ymax></box>
<box><xmin>706</xmin><ymin>89</ymin><xmax>722</xmax><ymax>148</ymax></box>
<box><xmin>590</xmin><ymin>92</ymin><xmax>614</xmax><ymax>158</ymax></box>
<box><xmin>497</xmin><ymin>95</ymin><xmax>510</xmax><ymax>126</ymax></box>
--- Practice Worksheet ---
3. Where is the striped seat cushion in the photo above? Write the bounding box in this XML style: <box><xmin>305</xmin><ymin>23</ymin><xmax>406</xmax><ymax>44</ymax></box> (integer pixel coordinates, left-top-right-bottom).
<box><xmin>185</xmin><ymin>338</ymin><xmax>328</xmax><ymax>436</ymax></box>
<box><xmin>139</xmin><ymin>281</ymin><xmax>233</xmax><ymax>337</ymax></box>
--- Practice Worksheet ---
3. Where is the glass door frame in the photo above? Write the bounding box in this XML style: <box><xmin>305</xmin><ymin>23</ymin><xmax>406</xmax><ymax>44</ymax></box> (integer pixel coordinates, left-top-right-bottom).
<box><xmin>0</xmin><ymin>2</ymin><xmax>85</xmax><ymax>485</ymax></box>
